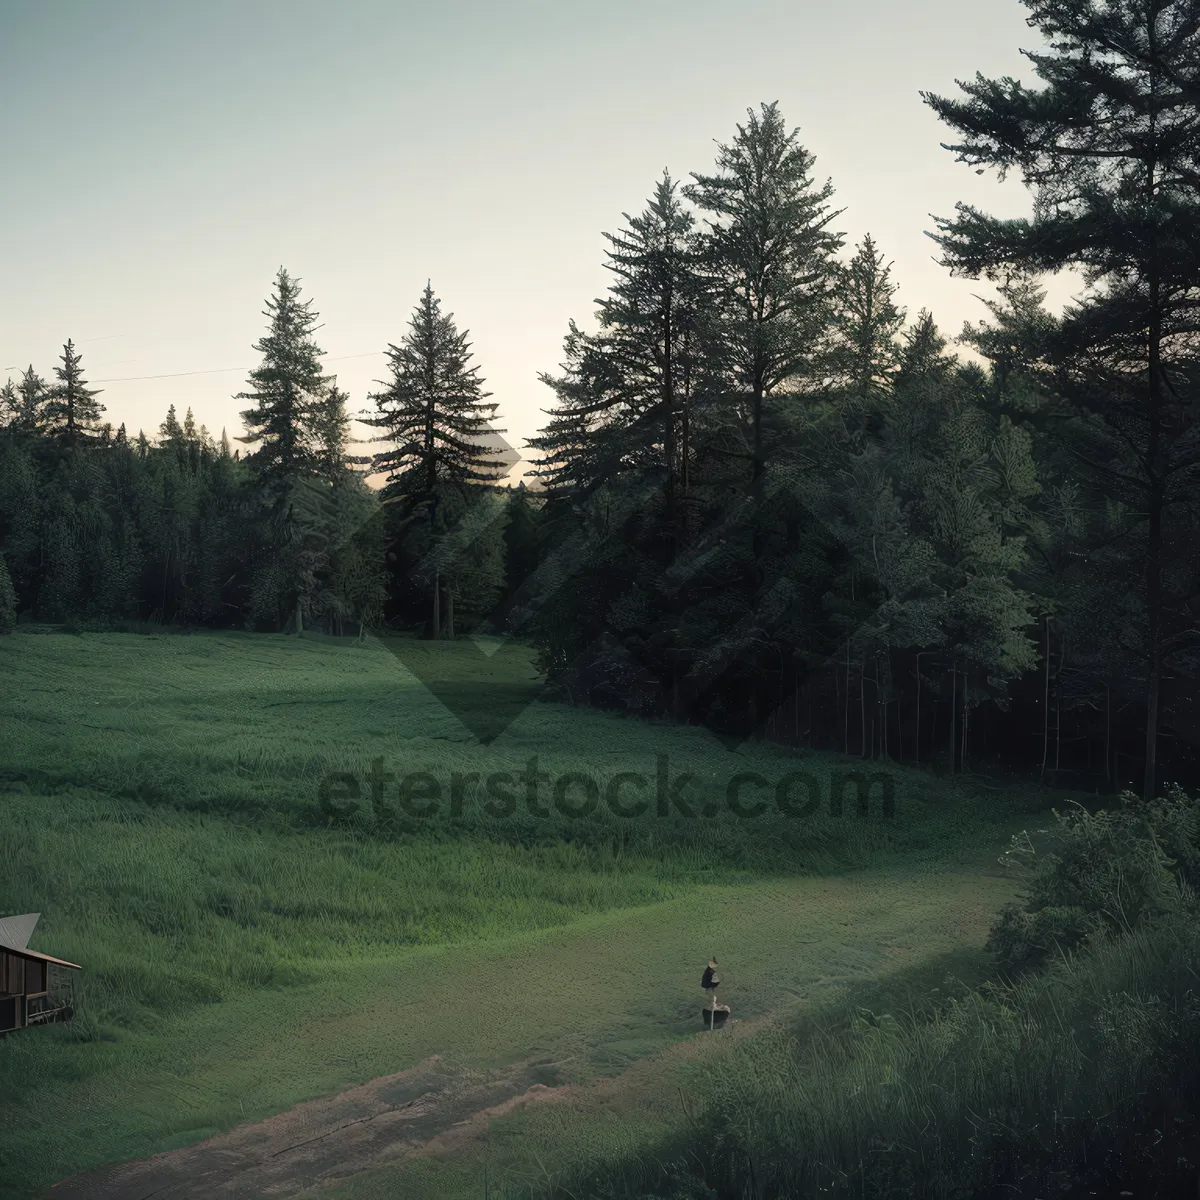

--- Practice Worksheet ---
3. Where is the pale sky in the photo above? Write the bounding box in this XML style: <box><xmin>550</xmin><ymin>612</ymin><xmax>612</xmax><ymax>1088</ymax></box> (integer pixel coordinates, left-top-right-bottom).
<box><xmin>1</xmin><ymin>0</ymin><xmax>1084</xmax><ymax>477</ymax></box>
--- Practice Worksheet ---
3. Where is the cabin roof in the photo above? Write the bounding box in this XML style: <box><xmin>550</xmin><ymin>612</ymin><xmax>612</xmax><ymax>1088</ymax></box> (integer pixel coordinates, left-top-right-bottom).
<box><xmin>0</xmin><ymin>913</ymin><xmax>81</xmax><ymax>970</ymax></box>
<box><xmin>0</xmin><ymin>912</ymin><xmax>40</xmax><ymax>951</ymax></box>
<box><xmin>3</xmin><ymin>944</ymin><xmax>82</xmax><ymax>970</ymax></box>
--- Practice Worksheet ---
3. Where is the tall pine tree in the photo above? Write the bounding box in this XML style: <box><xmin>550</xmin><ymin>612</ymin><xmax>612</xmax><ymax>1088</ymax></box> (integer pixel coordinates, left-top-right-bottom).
<box><xmin>826</xmin><ymin>233</ymin><xmax>907</xmax><ymax>449</ymax></box>
<box><xmin>921</xmin><ymin>0</ymin><xmax>1200</xmax><ymax>801</ymax></box>
<box><xmin>364</xmin><ymin>282</ymin><xmax>504</xmax><ymax>638</ymax></box>
<box><xmin>44</xmin><ymin>341</ymin><xmax>105</xmax><ymax>449</ymax></box>
<box><xmin>683</xmin><ymin>102</ymin><xmax>845</xmax><ymax>486</ymax></box>
<box><xmin>235</xmin><ymin>267</ymin><xmax>335</xmax><ymax>633</ymax></box>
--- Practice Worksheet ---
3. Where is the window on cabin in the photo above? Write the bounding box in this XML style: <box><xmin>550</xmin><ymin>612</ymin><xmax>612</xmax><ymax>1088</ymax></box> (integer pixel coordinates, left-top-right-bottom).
<box><xmin>25</xmin><ymin>958</ymin><xmax>47</xmax><ymax>996</ymax></box>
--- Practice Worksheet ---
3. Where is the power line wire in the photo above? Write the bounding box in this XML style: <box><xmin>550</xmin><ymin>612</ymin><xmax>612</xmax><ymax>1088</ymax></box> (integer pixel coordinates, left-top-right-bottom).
<box><xmin>88</xmin><ymin>350</ymin><xmax>384</xmax><ymax>384</ymax></box>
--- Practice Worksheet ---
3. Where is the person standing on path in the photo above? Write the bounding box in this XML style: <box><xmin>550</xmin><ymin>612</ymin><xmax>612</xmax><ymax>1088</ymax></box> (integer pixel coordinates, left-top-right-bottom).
<box><xmin>701</xmin><ymin>956</ymin><xmax>720</xmax><ymax>1011</ymax></box>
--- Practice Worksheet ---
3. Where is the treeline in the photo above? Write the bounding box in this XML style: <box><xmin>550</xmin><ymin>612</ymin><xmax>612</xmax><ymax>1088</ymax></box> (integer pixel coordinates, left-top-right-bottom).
<box><xmin>3</xmin><ymin>0</ymin><xmax>1199</xmax><ymax>801</ymax></box>
<box><xmin>0</xmin><ymin>275</ymin><xmax>527</xmax><ymax>643</ymax></box>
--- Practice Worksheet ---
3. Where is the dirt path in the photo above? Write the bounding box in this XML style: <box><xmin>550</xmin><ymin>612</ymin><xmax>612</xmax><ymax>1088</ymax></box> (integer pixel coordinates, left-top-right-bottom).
<box><xmin>43</xmin><ymin>837</ymin><xmax>1032</xmax><ymax>1199</ymax></box>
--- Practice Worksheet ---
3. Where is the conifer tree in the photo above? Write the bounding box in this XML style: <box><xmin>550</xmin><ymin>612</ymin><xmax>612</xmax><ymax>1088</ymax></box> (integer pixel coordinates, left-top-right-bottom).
<box><xmin>236</xmin><ymin>267</ymin><xmax>329</xmax><ymax>490</ymax></box>
<box><xmin>159</xmin><ymin>404</ymin><xmax>183</xmax><ymax>446</ymax></box>
<box><xmin>0</xmin><ymin>379</ymin><xmax>16</xmax><ymax>430</ymax></box>
<box><xmin>921</xmin><ymin>0</ymin><xmax>1200</xmax><ymax>801</ymax></box>
<box><xmin>532</xmin><ymin>170</ymin><xmax>707</xmax><ymax>556</ymax></box>
<box><xmin>44</xmin><ymin>341</ymin><xmax>105</xmax><ymax>448</ymax></box>
<box><xmin>236</xmin><ymin>267</ymin><xmax>337</xmax><ymax>632</ymax></box>
<box><xmin>683</xmin><ymin>102</ymin><xmax>845</xmax><ymax>485</ymax></box>
<box><xmin>14</xmin><ymin>367</ymin><xmax>49</xmax><ymax>435</ymax></box>
<box><xmin>826</xmin><ymin>233</ymin><xmax>907</xmax><ymax>448</ymax></box>
<box><xmin>365</xmin><ymin>282</ymin><xmax>501</xmax><ymax>497</ymax></box>
<box><xmin>311</xmin><ymin>380</ymin><xmax>353</xmax><ymax>483</ymax></box>
<box><xmin>527</xmin><ymin>320</ymin><xmax>612</xmax><ymax>496</ymax></box>
<box><xmin>597</xmin><ymin>171</ymin><xmax>702</xmax><ymax>520</ymax></box>
<box><xmin>364</xmin><ymin>282</ymin><xmax>503</xmax><ymax>637</ymax></box>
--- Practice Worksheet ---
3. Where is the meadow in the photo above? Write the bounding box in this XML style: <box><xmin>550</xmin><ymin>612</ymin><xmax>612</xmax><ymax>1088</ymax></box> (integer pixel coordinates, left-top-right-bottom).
<box><xmin>0</xmin><ymin>628</ymin><xmax>1057</xmax><ymax>1197</ymax></box>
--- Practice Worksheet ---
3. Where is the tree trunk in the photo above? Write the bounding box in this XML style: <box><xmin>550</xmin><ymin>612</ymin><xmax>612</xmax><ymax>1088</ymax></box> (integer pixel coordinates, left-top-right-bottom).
<box><xmin>431</xmin><ymin>565</ymin><xmax>441</xmax><ymax>640</ymax></box>
<box><xmin>295</xmin><ymin>597</ymin><xmax>303</xmax><ymax>636</ymax></box>
<box><xmin>1054</xmin><ymin>670</ymin><xmax>1062</xmax><ymax>774</ymax></box>
<box><xmin>1105</xmin><ymin>683</ymin><xmax>1112</xmax><ymax>792</ymax></box>
<box><xmin>950</xmin><ymin>653</ymin><xmax>957</xmax><ymax>775</ymax></box>
<box><xmin>844</xmin><ymin>641</ymin><xmax>850</xmax><ymax>755</ymax></box>
<box><xmin>961</xmin><ymin>681</ymin><xmax>969</xmax><ymax>774</ymax></box>
<box><xmin>1142</xmin><ymin>54</ymin><xmax>1164</xmax><ymax>806</ymax></box>
<box><xmin>446</xmin><ymin>582</ymin><xmax>455</xmax><ymax>640</ymax></box>
<box><xmin>879</xmin><ymin>654</ymin><xmax>888</xmax><ymax>760</ymax></box>
<box><xmin>1142</xmin><ymin>484</ymin><xmax>1163</xmax><ymax>802</ymax></box>
<box><xmin>1040</xmin><ymin>614</ymin><xmax>1051</xmax><ymax>782</ymax></box>
<box><xmin>915</xmin><ymin>652</ymin><xmax>924</xmax><ymax>766</ymax></box>
<box><xmin>860</xmin><ymin>653</ymin><xmax>867</xmax><ymax>758</ymax></box>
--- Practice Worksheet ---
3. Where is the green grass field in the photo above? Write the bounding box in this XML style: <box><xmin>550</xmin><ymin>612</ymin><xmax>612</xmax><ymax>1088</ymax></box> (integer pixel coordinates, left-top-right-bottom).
<box><xmin>0</xmin><ymin>629</ymin><xmax>1054</xmax><ymax>1198</ymax></box>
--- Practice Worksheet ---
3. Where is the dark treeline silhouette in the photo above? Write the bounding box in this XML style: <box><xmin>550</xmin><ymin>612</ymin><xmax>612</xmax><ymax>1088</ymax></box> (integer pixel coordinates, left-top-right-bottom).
<box><xmin>3</xmin><ymin>0</ymin><xmax>1199</xmax><ymax>804</ymax></box>
<box><xmin>523</xmin><ymin>64</ymin><xmax>1200</xmax><ymax>803</ymax></box>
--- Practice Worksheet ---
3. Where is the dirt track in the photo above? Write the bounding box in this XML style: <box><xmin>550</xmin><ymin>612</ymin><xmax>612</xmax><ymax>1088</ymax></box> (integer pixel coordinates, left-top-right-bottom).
<box><xmin>44</xmin><ymin>1015</ymin><xmax>782</xmax><ymax>1199</ymax></box>
<box><xmin>44</xmin><ymin>1053</ymin><xmax>569</xmax><ymax>1199</ymax></box>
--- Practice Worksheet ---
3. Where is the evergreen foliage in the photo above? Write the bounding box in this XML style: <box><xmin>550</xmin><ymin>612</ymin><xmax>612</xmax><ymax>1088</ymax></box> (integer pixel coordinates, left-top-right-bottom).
<box><xmin>2</xmin><ymin>63</ymin><xmax>1198</xmax><ymax>789</ymax></box>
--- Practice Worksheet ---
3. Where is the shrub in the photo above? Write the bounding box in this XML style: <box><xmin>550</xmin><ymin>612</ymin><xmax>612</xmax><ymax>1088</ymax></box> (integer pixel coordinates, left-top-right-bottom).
<box><xmin>987</xmin><ymin>785</ymin><xmax>1200</xmax><ymax>974</ymax></box>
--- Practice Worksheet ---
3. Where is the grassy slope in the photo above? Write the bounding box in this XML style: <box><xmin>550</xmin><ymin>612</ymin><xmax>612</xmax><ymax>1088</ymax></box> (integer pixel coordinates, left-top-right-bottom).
<box><xmin>0</xmin><ymin>630</ymin><xmax>1050</xmax><ymax>1197</ymax></box>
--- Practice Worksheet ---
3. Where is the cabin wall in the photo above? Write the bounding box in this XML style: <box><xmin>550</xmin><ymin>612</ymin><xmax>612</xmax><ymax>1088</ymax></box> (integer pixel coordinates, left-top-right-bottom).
<box><xmin>0</xmin><ymin>949</ymin><xmax>23</xmax><ymax>996</ymax></box>
<box><xmin>0</xmin><ymin>952</ymin><xmax>76</xmax><ymax>1032</ymax></box>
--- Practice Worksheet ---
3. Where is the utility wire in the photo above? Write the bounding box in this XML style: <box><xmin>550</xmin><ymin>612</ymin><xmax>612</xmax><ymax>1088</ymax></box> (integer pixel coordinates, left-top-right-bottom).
<box><xmin>88</xmin><ymin>350</ymin><xmax>384</xmax><ymax>384</ymax></box>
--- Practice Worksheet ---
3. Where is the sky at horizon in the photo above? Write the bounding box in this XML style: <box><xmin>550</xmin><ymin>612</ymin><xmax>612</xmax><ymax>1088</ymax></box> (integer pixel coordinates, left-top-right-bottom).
<box><xmin>1</xmin><ymin>0</ymin><xmax>1088</xmax><ymax>480</ymax></box>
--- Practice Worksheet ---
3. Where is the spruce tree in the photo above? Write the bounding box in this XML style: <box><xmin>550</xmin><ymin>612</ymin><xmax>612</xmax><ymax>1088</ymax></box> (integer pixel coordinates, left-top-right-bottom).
<box><xmin>595</xmin><ymin>171</ymin><xmax>702</xmax><ymax>522</ymax></box>
<box><xmin>311</xmin><ymin>380</ymin><xmax>353</xmax><ymax>483</ymax></box>
<box><xmin>14</xmin><ymin>367</ymin><xmax>49</xmax><ymax>435</ymax></box>
<box><xmin>532</xmin><ymin>170</ymin><xmax>707</xmax><ymax>556</ymax></box>
<box><xmin>683</xmin><ymin>102</ymin><xmax>845</xmax><ymax>485</ymax></box>
<box><xmin>159</xmin><ymin>404</ymin><xmax>183</xmax><ymax>446</ymax></box>
<box><xmin>44</xmin><ymin>341</ymin><xmax>105</xmax><ymax>448</ymax></box>
<box><xmin>921</xmin><ymin>0</ymin><xmax>1200</xmax><ymax>801</ymax></box>
<box><xmin>527</xmin><ymin>320</ymin><xmax>613</xmax><ymax>496</ymax></box>
<box><xmin>365</xmin><ymin>282</ymin><xmax>501</xmax><ymax>497</ymax></box>
<box><xmin>0</xmin><ymin>380</ymin><xmax>16</xmax><ymax>430</ymax></box>
<box><xmin>236</xmin><ymin>267</ymin><xmax>336</xmax><ymax>632</ymax></box>
<box><xmin>235</xmin><ymin>267</ymin><xmax>329</xmax><ymax>490</ymax></box>
<box><xmin>826</xmin><ymin>233</ymin><xmax>907</xmax><ymax>448</ymax></box>
<box><xmin>364</xmin><ymin>282</ymin><xmax>503</xmax><ymax>638</ymax></box>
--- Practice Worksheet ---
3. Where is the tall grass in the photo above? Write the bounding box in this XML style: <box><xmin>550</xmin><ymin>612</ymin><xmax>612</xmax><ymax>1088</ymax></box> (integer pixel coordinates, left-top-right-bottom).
<box><xmin>532</xmin><ymin>804</ymin><xmax>1200</xmax><ymax>1200</ymax></box>
<box><xmin>0</xmin><ymin>629</ymin><xmax>1029</xmax><ymax>874</ymax></box>
<box><xmin>0</xmin><ymin>630</ymin><xmax>1054</xmax><ymax>1197</ymax></box>
<box><xmin>0</xmin><ymin>792</ymin><xmax>689</xmax><ymax>1042</ymax></box>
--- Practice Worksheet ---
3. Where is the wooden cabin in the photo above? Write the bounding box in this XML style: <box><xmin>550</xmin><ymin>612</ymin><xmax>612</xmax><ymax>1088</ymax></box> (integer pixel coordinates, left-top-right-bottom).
<box><xmin>0</xmin><ymin>913</ymin><xmax>80</xmax><ymax>1035</ymax></box>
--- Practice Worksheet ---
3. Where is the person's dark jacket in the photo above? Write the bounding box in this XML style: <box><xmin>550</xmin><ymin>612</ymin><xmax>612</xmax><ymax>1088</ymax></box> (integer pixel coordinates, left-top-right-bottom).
<box><xmin>701</xmin><ymin>966</ymin><xmax>719</xmax><ymax>989</ymax></box>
